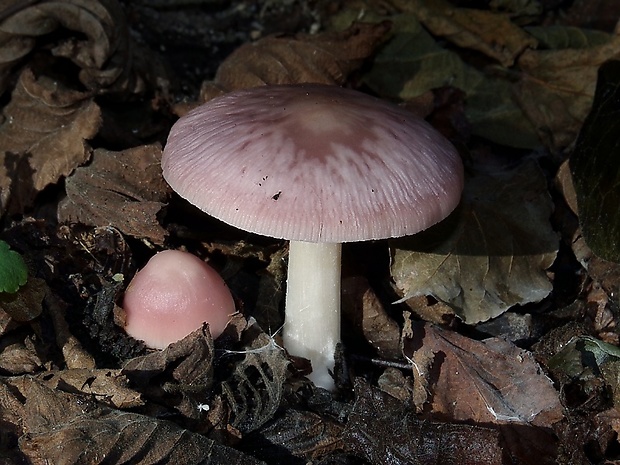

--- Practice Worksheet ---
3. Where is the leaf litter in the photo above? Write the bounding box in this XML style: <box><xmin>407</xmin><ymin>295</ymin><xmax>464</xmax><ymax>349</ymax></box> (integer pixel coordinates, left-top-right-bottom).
<box><xmin>1</xmin><ymin>0</ymin><xmax>620</xmax><ymax>464</ymax></box>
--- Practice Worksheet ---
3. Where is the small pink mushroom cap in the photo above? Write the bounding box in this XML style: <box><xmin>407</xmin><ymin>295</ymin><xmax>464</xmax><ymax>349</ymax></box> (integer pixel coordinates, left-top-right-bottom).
<box><xmin>122</xmin><ymin>250</ymin><xmax>235</xmax><ymax>349</ymax></box>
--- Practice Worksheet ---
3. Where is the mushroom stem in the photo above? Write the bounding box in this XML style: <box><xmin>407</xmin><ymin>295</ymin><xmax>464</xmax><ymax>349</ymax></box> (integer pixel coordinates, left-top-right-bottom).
<box><xmin>284</xmin><ymin>240</ymin><xmax>341</xmax><ymax>390</ymax></box>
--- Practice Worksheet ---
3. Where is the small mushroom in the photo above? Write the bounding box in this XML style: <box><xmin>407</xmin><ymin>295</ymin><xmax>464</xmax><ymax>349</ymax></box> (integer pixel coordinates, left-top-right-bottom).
<box><xmin>122</xmin><ymin>250</ymin><xmax>235</xmax><ymax>349</ymax></box>
<box><xmin>162</xmin><ymin>84</ymin><xmax>464</xmax><ymax>390</ymax></box>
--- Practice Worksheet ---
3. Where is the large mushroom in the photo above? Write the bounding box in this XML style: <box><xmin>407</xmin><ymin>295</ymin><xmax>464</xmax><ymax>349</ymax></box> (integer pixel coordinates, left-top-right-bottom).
<box><xmin>162</xmin><ymin>84</ymin><xmax>464</xmax><ymax>390</ymax></box>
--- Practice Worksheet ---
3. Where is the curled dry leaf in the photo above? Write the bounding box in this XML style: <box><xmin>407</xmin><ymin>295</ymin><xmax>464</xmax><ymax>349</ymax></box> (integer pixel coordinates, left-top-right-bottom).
<box><xmin>392</xmin><ymin>0</ymin><xmax>537</xmax><ymax>66</ymax></box>
<box><xmin>0</xmin><ymin>68</ymin><xmax>101</xmax><ymax>214</ymax></box>
<box><xmin>58</xmin><ymin>144</ymin><xmax>169</xmax><ymax>245</ymax></box>
<box><xmin>342</xmin><ymin>276</ymin><xmax>401</xmax><ymax>359</ymax></box>
<box><xmin>0</xmin><ymin>376</ymin><xmax>266</xmax><ymax>465</ymax></box>
<box><xmin>343</xmin><ymin>379</ymin><xmax>504</xmax><ymax>465</ymax></box>
<box><xmin>404</xmin><ymin>322</ymin><xmax>564</xmax><ymax>428</ymax></box>
<box><xmin>391</xmin><ymin>160</ymin><xmax>558</xmax><ymax>324</ymax></box>
<box><xmin>0</xmin><ymin>0</ymin><xmax>143</xmax><ymax>95</ymax></box>
<box><xmin>35</xmin><ymin>368</ymin><xmax>144</xmax><ymax>409</ymax></box>
<box><xmin>203</xmin><ymin>21</ymin><xmax>391</xmax><ymax>95</ymax></box>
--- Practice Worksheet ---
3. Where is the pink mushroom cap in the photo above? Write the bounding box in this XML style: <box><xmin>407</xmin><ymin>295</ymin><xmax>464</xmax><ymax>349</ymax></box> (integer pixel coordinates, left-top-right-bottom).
<box><xmin>122</xmin><ymin>250</ymin><xmax>235</xmax><ymax>349</ymax></box>
<box><xmin>161</xmin><ymin>84</ymin><xmax>464</xmax><ymax>242</ymax></box>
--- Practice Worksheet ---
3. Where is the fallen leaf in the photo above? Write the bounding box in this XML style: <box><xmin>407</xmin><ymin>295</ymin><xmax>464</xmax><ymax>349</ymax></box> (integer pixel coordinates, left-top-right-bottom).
<box><xmin>516</xmin><ymin>31</ymin><xmax>620</xmax><ymax>149</ymax></box>
<box><xmin>36</xmin><ymin>368</ymin><xmax>144</xmax><ymax>410</ymax></box>
<box><xmin>569</xmin><ymin>60</ymin><xmax>620</xmax><ymax>263</ymax></box>
<box><xmin>241</xmin><ymin>408</ymin><xmax>345</xmax><ymax>462</ymax></box>
<box><xmin>343</xmin><ymin>379</ymin><xmax>504</xmax><ymax>465</ymax></box>
<box><xmin>404</xmin><ymin>322</ymin><xmax>564</xmax><ymax>428</ymax></box>
<box><xmin>203</xmin><ymin>21</ymin><xmax>390</xmax><ymax>94</ymax></box>
<box><xmin>548</xmin><ymin>335</ymin><xmax>620</xmax><ymax>409</ymax></box>
<box><xmin>342</xmin><ymin>276</ymin><xmax>401</xmax><ymax>359</ymax></box>
<box><xmin>58</xmin><ymin>144</ymin><xmax>168</xmax><ymax>245</ymax></box>
<box><xmin>218</xmin><ymin>324</ymin><xmax>290</xmax><ymax>434</ymax></box>
<box><xmin>0</xmin><ymin>0</ymin><xmax>145</xmax><ymax>95</ymax></box>
<box><xmin>0</xmin><ymin>376</ymin><xmax>266</xmax><ymax>465</ymax></box>
<box><xmin>393</xmin><ymin>0</ymin><xmax>537</xmax><ymax>66</ymax></box>
<box><xmin>0</xmin><ymin>68</ymin><xmax>101</xmax><ymax>214</ymax></box>
<box><xmin>391</xmin><ymin>159</ymin><xmax>558</xmax><ymax>324</ymax></box>
<box><xmin>359</xmin><ymin>12</ymin><xmax>539</xmax><ymax>148</ymax></box>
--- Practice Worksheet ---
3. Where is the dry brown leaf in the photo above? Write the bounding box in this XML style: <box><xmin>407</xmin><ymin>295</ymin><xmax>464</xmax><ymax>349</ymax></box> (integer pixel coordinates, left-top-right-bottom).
<box><xmin>404</xmin><ymin>322</ymin><xmax>564</xmax><ymax>428</ymax></box>
<box><xmin>36</xmin><ymin>368</ymin><xmax>144</xmax><ymax>409</ymax></box>
<box><xmin>242</xmin><ymin>409</ymin><xmax>345</xmax><ymax>462</ymax></box>
<box><xmin>0</xmin><ymin>334</ymin><xmax>43</xmax><ymax>375</ymax></box>
<box><xmin>203</xmin><ymin>21</ymin><xmax>391</xmax><ymax>95</ymax></box>
<box><xmin>0</xmin><ymin>68</ymin><xmax>101</xmax><ymax>214</ymax></box>
<box><xmin>392</xmin><ymin>0</ymin><xmax>537</xmax><ymax>66</ymax></box>
<box><xmin>0</xmin><ymin>375</ymin><xmax>266</xmax><ymax>465</ymax></box>
<box><xmin>342</xmin><ymin>276</ymin><xmax>401</xmax><ymax>359</ymax></box>
<box><xmin>0</xmin><ymin>0</ymin><xmax>145</xmax><ymax>95</ymax></box>
<box><xmin>58</xmin><ymin>144</ymin><xmax>168</xmax><ymax>245</ymax></box>
<box><xmin>344</xmin><ymin>379</ymin><xmax>504</xmax><ymax>465</ymax></box>
<box><xmin>123</xmin><ymin>325</ymin><xmax>215</xmax><ymax>389</ymax></box>
<box><xmin>516</xmin><ymin>33</ymin><xmax>620</xmax><ymax>149</ymax></box>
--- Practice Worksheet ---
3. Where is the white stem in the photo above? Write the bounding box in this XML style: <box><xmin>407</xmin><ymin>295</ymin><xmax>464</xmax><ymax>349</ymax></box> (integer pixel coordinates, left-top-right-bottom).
<box><xmin>283</xmin><ymin>241</ymin><xmax>341</xmax><ymax>390</ymax></box>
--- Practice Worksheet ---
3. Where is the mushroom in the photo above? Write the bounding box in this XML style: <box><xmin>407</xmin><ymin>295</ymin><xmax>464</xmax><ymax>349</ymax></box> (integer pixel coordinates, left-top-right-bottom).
<box><xmin>161</xmin><ymin>84</ymin><xmax>464</xmax><ymax>390</ymax></box>
<box><xmin>123</xmin><ymin>250</ymin><xmax>235</xmax><ymax>349</ymax></box>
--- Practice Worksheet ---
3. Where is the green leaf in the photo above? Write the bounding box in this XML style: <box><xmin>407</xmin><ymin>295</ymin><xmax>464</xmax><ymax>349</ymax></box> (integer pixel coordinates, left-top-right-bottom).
<box><xmin>361</xmin><ymin>13</ymin><xmax>539</xmax><ymax>148</ymax></box>
<box><xmin>570</xmin><ymin>60</ymin><xmax>620</xmax><ymax>263</ymax></box>
<box><xmin>0</xmin><ymin>240</ymin><xmax>28</xmax><ymax>293</ymax></box>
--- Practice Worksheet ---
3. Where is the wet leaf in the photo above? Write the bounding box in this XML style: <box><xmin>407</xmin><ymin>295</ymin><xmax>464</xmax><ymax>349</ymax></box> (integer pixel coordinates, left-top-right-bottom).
<box><xmin>392</xmin><ymin>160</ymin><xmax>558</xmax><ymax>324</ymax></box>
<box><xmin>343</xmin><ymin>379</ymin><xmax>504</xmax><ymax>465</ymax></box>
<box><xmin>0</xmin><ymin>239</ymin><xmax>27</xmax><ymax>293</ymax></box>
<box><xmin>569</xmin><ymin>60</ymin><xmax>620</xmax><ymax>263</ymax></box>
<box><xmin>0</xmin><ymin>68</ymin><xmax>101</xmax><ymax>214</ymax></box>
<box><xmin>203</xmin><ymin>21</ymin><xmax>390</xmax><ymax>94</ymax></box>
<box><xmin>58</xmin><ymin>144</ymin><xmax>169</xmax><ymax>245</ymax></box>
<box><xmin>404</xmin><ymin>322</ymin><xmax>564</xmax><ymax>427</ymax></box>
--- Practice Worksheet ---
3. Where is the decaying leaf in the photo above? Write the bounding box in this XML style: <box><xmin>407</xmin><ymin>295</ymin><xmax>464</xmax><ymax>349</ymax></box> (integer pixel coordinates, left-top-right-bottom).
<box><xmin>0</xmin><ymin>0</ymin><xmax>145</xmax><ymax>95</ymax></box>
<box><xmin>393</xmin><ymin>0</ymin><xmax>537</xmax><ymax>66</ymax></box>
<box><xmin>342</xmin><ymin>276</ymin><xmax>401</xmax><ymax>359</ymax></box>
<box><xmin>343</xmin><ymin>379</ymin><xmax>504</xmax><ymax>465</ymax></box>
<box><xmin>0</xmin><ymin>68</ymin><xmax>101</xmax><ymax>214</ymax></box>
<box><xmin>404</xmin><ymin>322</ymin><xmax>564</xmax><ymax>427</ymax></box>
<box><xmin>391</xmin><ymin>159</ymin><xmax>558</xmax><ymax>324</ymax></box>
<box><xmin>516</xmin><ymin>31</ymin><xmax>620</xmax><ymax>149</ymax></box>
<box><xmin>569</xmin><ymin>60</ymin><xmax>620</xmax><ymax>263</ymax></box>
<box><xmin>0</xmin><ymin>376</ymin><xmax>266</xmax><ymax>465</ymax></box>
<box><xmin>58</xmin><ymin>144</ymin><xmax>169</xmax><ymax>245</ymax></box>
<box><xmin>548</xmin><ymin>335</ymin><xmax>620</xmax><ymax>408</ymax></box>
<box><xmin>202</xmin><ymin>21</ymin><xmax>390</xmax><ymax>95</ymax></box>
<box><xmin>36</xmin><ymin>368</ymin><xmax>144</xmax><ymax>409</ymax></box>
<box><xmin>219</xmin><ymin>325</ymin><xmax>290</xmax><ymax>433</ymax></box>
<box><xmin>241</xmin><ymin>408</ymin><xmax>345</xmax><ymax>462</ymax></box>
<box><xmin>122</xmin><ymin>325</ymin><xmax>216</xmax><ymax>420</ymax></box>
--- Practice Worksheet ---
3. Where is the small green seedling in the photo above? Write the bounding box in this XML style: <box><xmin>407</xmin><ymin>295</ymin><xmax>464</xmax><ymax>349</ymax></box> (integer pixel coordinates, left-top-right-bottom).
<box><xmin>0</xmin><ymin>240</ymin><xmax>28</xmax><ymax>293</ymax></box>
